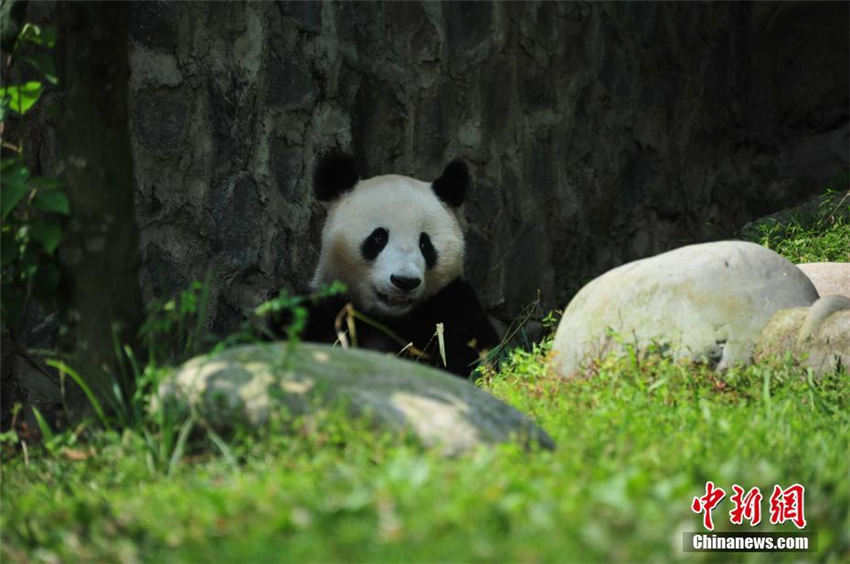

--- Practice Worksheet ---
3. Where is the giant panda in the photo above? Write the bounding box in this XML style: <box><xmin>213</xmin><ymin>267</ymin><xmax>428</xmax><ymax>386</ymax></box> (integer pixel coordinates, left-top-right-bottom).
<box><xmin>297</xmin><ymin>152</ymin><xmax>499</xmax><ymax>377</ymax></box>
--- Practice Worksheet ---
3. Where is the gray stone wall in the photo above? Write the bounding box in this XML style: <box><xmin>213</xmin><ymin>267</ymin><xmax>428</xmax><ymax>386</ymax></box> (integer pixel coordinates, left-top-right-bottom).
<box><xmin>110</xmin><ymin>2</ymin><xmax>850</xmax><ymax>329</ymax></box>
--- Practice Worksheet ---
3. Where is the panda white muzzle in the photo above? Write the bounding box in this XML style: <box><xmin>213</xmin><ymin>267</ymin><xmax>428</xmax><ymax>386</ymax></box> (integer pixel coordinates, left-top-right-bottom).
<box><xmin>375</xmin><ymin>274</ymin><xmax>421</xmax><ymax>307</ymax></box>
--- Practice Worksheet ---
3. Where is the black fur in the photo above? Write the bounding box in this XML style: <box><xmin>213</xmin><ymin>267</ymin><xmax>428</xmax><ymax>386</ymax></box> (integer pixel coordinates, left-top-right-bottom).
<box><xmin>432</xmin><ymin>160</ymin><xmax>469</xmax><ymax>208</ymax></box>
<box><xmin>419</xmin><ymin>232</ymin><xmax>437</xmax><ymax>269</ymax></box>
<box><xmin>289</xmin><ymin>277</ymin><xmax>499</xmax><ymax>377</ymax></box>
<box><xmin>360</xmin><ymin>227</ymin><xmax>388</xmax><ymax>261</ymax></box>
<box><xmin>314</xmin><ymin>152</ymin><xmax>359</xmax><ymax>201</ymax></box>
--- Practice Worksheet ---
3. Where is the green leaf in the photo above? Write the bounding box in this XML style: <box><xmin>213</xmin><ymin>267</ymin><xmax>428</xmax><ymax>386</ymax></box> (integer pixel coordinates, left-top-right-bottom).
<box><xmin>2</xmin><ymin>160</ymin><xmax>34</xmax><ymax>219</ymax></box>
<box><xmin>16</xmin><ymin>24</ymin><xmax>58</xmax><ymax>51</ymax></box>
<box><xmin>26</xmin><ymin>176</ymin><xmax>63</xmax><ymax>190</ymax></box>
<box><xmin>1</xmin><ymin>160</ymin><xmax>30</xmax><ymax>186</ymax></box>
<box><xmin>22</xmin><ymin>53</ymin><xmax>58</xmax><ymax>85</ymax></box>
<box><xmin>41</xmin><ymin>26</ymin><xmax>57</xmax><ymax>49</ymax></box>
<box><xmin>29</xmin><ymin>219</ymin><xmax>62</xmax><ymax>254</ymax></box>
<box><xmin>32</xmin><ymin>190</ymin><xmax>69</xmax><ymax>215</ymax></box>
<box><xmin>18</xmin><ymin>23</ymin><xmax>43</xmax><ymax>45</ymax></box>
<box><xmin>1</xmin><ymin>184</ymin><xmax>29</xmax><ymax>220</ymax></box>
<box><xmin>0</xmin><ymin>81</ymin><xmax>44</xmax><ymax>114</ymax></box>
<box><xmin>1</xmin><ymin>230</ymin><xmax>19</xmax><ymax>267</ymax></box>
<box><xmin>23</xmin><ymin>254</ymin><xmax>38</xmax><ymax>278</ymax></box>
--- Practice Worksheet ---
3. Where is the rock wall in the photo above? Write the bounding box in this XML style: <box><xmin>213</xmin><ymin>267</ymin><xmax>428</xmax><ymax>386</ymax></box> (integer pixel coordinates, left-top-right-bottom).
<box><xmin>34</xmin><ymin>2</ymin><xmax>850</xmax><ymax>332</ymax></box>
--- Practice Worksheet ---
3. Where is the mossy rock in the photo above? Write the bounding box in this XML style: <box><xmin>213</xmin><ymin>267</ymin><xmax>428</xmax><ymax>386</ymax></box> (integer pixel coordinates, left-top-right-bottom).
<box><xmin>158</xmin><ymin>342</ymin><xmax>554</xmax><ymax>455</ymax></box>
<box><xmin>755</xmin><ymin>295</ymin><xmax>850</xmax><ymax>375</ymax></box>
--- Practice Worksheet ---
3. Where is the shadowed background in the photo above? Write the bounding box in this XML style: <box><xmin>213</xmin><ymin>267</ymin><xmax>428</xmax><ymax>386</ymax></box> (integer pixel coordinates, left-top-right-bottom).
<box><xmin>19</xmin><ymin>0</ymin><xmax>850</xmax><ymax>333</ymax></box>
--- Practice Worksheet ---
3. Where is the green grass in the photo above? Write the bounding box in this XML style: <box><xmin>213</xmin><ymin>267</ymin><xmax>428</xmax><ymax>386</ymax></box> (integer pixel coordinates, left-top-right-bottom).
<box><xmin>2</xmin><ymin>185</ymin><xmax>849</xmax><ymax>562</ymax></box>
<box><xmin>3</xmin><ymin>349</ymin><xmax>849</xmax><ymax>561</ymax></box>
<box><xmin>744</xmin><ymin>185</ymin><xmax>850</xmax><ymax>263</ymax></box>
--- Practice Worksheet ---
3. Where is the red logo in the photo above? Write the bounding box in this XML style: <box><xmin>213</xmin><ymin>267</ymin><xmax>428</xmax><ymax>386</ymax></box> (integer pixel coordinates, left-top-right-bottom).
<box><xmin>769</xmin><ymin>484</ymin><xmax>807</xmax><ymax>529</ymax></box>
<box><xmin>693</xmin><ymin>482</ymin><xmax>806</xmax><ymax>530</ymax></box>
<box><xmin>729</xmin><ymin>485</ymin><xmax>763</xmax><ymax>526</ymax></box>
<box><xmin>691</xmin><ymin>481</ymin><xmax>726</xmax><ymax>531</ymax></box>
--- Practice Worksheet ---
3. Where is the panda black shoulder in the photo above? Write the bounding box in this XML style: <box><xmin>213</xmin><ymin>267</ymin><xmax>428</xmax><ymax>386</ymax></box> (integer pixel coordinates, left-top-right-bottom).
<box><xmin>430</xmin><ymin>279</ymin><xmax>498</xmax><ymax>345</ymax></box>
<box><xmin>408</xmin><ymin>277</ymin><xmax>500</xmax><ymax>376</ymax></box>
<box><xmin>419</xmin><ymin>278</ymin><xmax>480</xmax><ymax>318</ymax></box>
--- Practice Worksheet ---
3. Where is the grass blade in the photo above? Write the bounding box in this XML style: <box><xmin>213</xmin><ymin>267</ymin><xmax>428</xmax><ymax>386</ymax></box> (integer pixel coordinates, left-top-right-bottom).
<box><xmin>46</xmin><ymin>359</ymin><xmax>112</xmax><ymax>431</ymax></box>
<box><xmin>167</xmin><ymin>417</ymin><xmax>196</xmax><ymax>476</ymax></box>
<box><xmin>30</xmin><ymin>405</ymin><xmax>55</xmax><ymax>443</ymax></box>
<box><xmin>205</xmin><ymin>425</ymin><xmax>238</xmax><ymax>472</ymax></box>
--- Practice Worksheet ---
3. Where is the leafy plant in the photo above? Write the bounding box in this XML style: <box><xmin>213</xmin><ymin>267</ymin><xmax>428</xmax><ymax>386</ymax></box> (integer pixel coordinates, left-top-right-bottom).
<box><xmin>137</xmin><ymin>272</ymin><xmax>214</xmax><ymax>367</ymax></box>
<box><xmin>0</xmin><ymin>22</ymin><xmax>64</xmax><ymax>330</ymax></box>
<box><xmin>39</xmin><ymin>280</ymin><xmax>216</xmax><ymax>472</ymax></box>
<box><xmin>476</xmin><ymin>293</ymin><xmax>556</xmax><ymax>380</ymax></box>
<box><xmin>255</xmin><ymin>280</ymin><xmax>347</xmax><ymax>344</ymax></box>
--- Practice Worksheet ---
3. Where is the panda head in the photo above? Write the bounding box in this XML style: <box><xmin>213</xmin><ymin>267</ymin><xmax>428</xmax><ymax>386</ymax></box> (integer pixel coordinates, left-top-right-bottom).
<box><xmin>311</xmin><ymin>153</ymin><xmax>469</xmax><ymax>318</ymax></box>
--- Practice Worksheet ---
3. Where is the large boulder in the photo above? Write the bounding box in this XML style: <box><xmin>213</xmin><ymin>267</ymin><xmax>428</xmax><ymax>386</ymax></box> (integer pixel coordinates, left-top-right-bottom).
<box><xmin>796</xmin><ymin>262</ymin><xmax>850</xmax><ymax>300</ymax></box>
<box><xmin>159</xmin><ymin>342</ymin><xmax>554</xmax><ymax>455</ymax></box>
<box><xmin>755</xmin><ymin>295</ymin><xmax>850</xmax><ymax>375</ymax></box>
<box><xmin>550</xmin><ymin>241</ymin><xmax>819</xmax><ymax>377</ymax></box>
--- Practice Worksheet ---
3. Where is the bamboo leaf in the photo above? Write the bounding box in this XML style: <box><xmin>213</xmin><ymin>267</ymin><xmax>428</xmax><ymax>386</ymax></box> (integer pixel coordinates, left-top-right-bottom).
<box><xmin>436</xmin><ymin>322</ymin><xmax>447</xmax><ymax>367</ymax></box>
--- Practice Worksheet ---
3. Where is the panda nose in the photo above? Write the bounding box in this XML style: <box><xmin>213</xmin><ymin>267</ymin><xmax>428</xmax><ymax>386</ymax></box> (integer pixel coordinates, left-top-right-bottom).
<box><xmin>390</xmin><ymin>275</ymin><xmax>421</xmax><ymax>292</ymax></box>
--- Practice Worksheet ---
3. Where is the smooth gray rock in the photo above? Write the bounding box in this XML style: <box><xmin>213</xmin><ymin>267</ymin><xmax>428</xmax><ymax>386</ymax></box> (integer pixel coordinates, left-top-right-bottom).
<box><xmin>159</xmin><ymin>342</ymin><xmax>554</xmax><ymax>455</ymax></box>
<box><xmin>796</xmin><ymin>262</ymin><xmax>850</xmax><ymax>300</ymax></box>
<box><xmin>550</xmin><ymin>241</ymin><xmax>819</xmax><ymax>377</ymax></box>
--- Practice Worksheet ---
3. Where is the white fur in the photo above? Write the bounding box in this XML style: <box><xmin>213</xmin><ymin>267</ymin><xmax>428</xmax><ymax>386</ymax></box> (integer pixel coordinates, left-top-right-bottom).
<box><xmin>312</xmin><ymin>174</ymin><xmax>465</xmax><ymax>317</ymax></box>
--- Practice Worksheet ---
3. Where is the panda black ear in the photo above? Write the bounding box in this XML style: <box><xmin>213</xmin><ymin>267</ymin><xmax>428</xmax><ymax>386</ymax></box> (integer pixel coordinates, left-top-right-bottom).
<box><xmin>432</xmin><ymin>159</ymin><xmax>469</xmax><ymax>208</ymax></box>
<box><xmin>314</xmin><ymin>152</ymin><xmax>360</xmax><ymax>201</ymax></box>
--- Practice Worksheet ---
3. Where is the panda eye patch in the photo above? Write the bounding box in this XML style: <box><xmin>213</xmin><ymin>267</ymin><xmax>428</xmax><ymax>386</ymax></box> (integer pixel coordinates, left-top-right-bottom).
<box><xmin>419</xmin><ymin>232</ymin><xmax>437</xmax><ymax>269</ymax></box>
<box><xmin>361</xmin><ymin>227</ymin><xmax>389</xmax><ymax>261</ymax></box>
